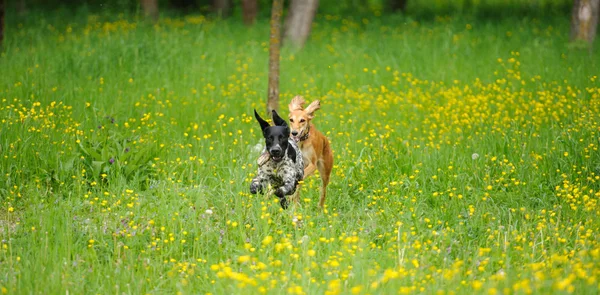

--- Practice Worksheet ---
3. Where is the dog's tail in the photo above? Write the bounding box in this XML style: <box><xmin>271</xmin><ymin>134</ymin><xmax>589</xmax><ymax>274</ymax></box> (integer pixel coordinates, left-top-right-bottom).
<box><xmin>289</xmin><ymin>95</ymin><xmax>306</xmax><ymax>112</ymax></box>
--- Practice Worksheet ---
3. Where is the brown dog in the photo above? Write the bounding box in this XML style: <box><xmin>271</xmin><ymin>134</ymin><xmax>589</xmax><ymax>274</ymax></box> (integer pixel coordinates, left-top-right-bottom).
<box><xmin>288</xmin><ymin>95</ymin><xmax>333</xmax><ymax>208</ymax></box>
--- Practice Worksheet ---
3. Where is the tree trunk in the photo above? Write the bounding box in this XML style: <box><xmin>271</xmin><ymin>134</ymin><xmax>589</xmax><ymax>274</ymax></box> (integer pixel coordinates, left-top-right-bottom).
<box><xmin>0</xmin><ymin>0</ymin><xmax>4</xmax><ymax>47</ymax></box>
<box><xmin>267</xmin><ymin>0</ymin><xmax>284</xmax><ymax>114</ymax></box>
<box><xmin>242</xmin><ymin>0</ymin><xmax>258</xmax><ymax>26</ymax></box>
<box><xmin>570</xmin><ymin>0</ymin><xmax>599</xmax><ymax>45</ymax></box>
<box><xmin>284</xmin><ymin>0</ymin><xmax>319</xmax><ymax>48</ymax></box>
<box><xmin>140</xmin><ymin>0</ymin><xmax>159</xmax><ymax>23</ymax></box>
<box><xmin>213</xmin><ymin>0</ymin><xmax>232</xmax><ymax>18</ymax></box>
<box><xmin>387</xmin><ymin>0</ymin><xmax>408</xmax><ymax>12</ymax></box>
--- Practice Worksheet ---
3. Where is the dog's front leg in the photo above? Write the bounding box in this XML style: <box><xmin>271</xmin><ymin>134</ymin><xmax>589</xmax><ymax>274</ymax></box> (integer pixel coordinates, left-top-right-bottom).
<box><xmin>303</xmin><ymin>162</ymin><xmax>317</xmax><ymax>179</ymax></box>
<box><xmin>276</xmin><ymin>170</ymin><xmax>299</xmax><ymax>197</ymax></box>
<box><xmin>275</xmin><ymin>171</ymin><xmax>298</xmax><ymax>209</ymax></box>
<box><xmin>250</xmin><ymin>174</ymin><xmax>267</xmax><ymax>195</ymax></box>
<box><xmin>274</xmin><ymin>187</ymin><xmax>289</xmax><ymax>209</ymax></box>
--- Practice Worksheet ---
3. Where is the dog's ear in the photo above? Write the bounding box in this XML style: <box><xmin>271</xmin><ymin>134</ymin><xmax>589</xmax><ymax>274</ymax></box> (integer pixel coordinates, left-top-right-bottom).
<box><xmin>272</xmin><ymin>110</ymin><xmax>288</xmax><ymax>127</ymax></box>
<box><xmin>305</xmin><ymin>100</ymin><xmax>321</xmax><ymax>119</ymax></box>
<box><xmin>288</xmin><ymin>95</ymin><xmax>306</xmax><ymax>112</ymax></box>
<box><xmin>254</xmin><ymin>109</ymin><xmax>271</xmax><ymax>131</ymax></box>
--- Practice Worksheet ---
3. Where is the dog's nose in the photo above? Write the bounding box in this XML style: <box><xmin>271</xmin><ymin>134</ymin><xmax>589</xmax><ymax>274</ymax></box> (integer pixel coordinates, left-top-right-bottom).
<box><xmin>270</xmin><ymin>146</ymin><xmax>282</xmax><ymax>156</ymax></box>
<box><xmin>291</xmin><ymin>131</ymin><xmax>298</xmax><ymax>136</ymax></box>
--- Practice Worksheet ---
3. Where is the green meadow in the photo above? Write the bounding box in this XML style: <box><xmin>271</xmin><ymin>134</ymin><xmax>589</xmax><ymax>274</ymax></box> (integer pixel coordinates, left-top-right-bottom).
<box><xmin>1</xmin><ymin>2</ymin><xmax>599</xmax><ymax>294</ymax></box>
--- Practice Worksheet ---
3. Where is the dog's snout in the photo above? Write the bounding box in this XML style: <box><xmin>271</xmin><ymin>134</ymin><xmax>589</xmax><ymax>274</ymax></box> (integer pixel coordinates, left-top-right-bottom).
<box><xmin>270</xmin><ymin>146</ymin><xmax>282</xmax><ymax>156</ymax></box>
<box><xmin>291</xmin><ymin>131</ymin><xmax>298</xmax><ymax>136</ymax></box>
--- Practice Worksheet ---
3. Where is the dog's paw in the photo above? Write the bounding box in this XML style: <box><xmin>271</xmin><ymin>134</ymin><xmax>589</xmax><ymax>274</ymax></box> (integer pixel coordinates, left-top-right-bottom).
<box><xmin>274</xmin><ymin>187</ymin><xmax>286</xmax><ymax>198</ymax></box>
<box><xmin>279</xmin><ymin>197</ymin><xmax>288</xmax><ymax>209</ymax></box>
<box><xmin>250</xmin><ymin>182</ymin><xmax>259</xmax><ymax>194</ymax></box>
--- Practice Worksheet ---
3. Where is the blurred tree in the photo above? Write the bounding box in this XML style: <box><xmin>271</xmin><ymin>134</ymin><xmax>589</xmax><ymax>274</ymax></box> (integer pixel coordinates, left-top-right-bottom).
<box><xmin>141</xmin><ymin>0</ymin><xmax>159</xmax><ymax>23</ymax></box>
<box><xmin>284</xmin><ymin>0</ymin><xmax>319</xmax><ymax>48</ymax></box>
<box><xmin>387</xmin><ymin>0</ymin><xmax>407</xmax><ymax>12</ymax></box>
<box><xmin>213</xmin><ymin>0</ymin><xmax>232</xmax><ymax>17</ymax></box>
<box><xmin>571</xmin><ymin>0</ymin><xmax>599</xmax><ymax>46</ymax></box>
<box><xmin>242</xmin><ymin>0</ymin><xmax>258</xmax><ymax>26</ymax></box>
<box><xmin>267</xmin><ymin>0</ymin><xmax>283</xmax><ymax>113</ymax></box>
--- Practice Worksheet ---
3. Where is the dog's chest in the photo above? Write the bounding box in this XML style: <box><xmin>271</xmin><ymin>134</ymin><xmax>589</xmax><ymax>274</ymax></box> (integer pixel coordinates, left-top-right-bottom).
<box><xmin>258</xmin><ymin>140</ymin><xmax>304</xmax><ymax>184</ymax></box>
<box><xmin>299</xmin><ymin>143</ymin><xmax>315</xmax><ymax>165</ymax></box>
<box><xmin>260</xmin><ymin>159</ymin><xmax>296</xmax><ymax>184</ymax></box>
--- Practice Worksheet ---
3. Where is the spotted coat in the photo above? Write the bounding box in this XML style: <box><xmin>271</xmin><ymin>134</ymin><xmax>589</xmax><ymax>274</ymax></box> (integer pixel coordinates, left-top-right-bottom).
<box><xmin>251</xmin><ymin>139</ymin><xmax>304</xmax><ymax>201</ymax></box>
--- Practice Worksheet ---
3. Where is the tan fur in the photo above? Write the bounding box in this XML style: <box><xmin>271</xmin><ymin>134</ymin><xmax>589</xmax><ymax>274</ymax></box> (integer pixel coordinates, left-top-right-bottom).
<box><xmin>288</xmin><ymin>95</ymin><xmax>334</xmax><ymax>208</ymax></box>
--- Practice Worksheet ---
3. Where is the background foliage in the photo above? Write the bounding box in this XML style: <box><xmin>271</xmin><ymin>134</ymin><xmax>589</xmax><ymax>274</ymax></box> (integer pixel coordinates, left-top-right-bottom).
<box><xmin>1</xmin><ymin>0</ymin><xmax>599</xmax><ymax>294</ymax></box>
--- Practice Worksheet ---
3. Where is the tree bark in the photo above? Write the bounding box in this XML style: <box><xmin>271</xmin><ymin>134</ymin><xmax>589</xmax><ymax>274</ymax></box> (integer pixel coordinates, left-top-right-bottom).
<box><xmin>570</xmin><ymin>0</ymin><xmax>599</xmax><ymax>45</ymax></box>
<box><xmin>267</xmin><ymin>0</ymin><xmax>284</xmax><ymax>114</ymax></box>
<box><xmin>242</xmin><ymin>0</ymin><xmax>258</xmax><ymax>26</ymax></box>
<box><xmin>140</xmin><ymin>0</ymin><xmax>159</xmax><ymax>23</ymax></box>
<box><xmin>284</xmin><ymin>0</ymin><xmax>319</xmax><ymax>48</ymax></box>
<box><xmin>0</xmin><ymin>0</ymin><xmax>4</xmax><ymax>46</ymax></box>
<box><xmin>213</xmin><ymin>0</ymin><xmax>232</xmax><ymax>18</ymax></box>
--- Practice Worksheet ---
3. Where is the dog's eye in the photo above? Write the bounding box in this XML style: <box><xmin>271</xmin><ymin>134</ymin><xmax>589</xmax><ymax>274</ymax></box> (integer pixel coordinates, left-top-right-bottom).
<box><xmin>300</xmin><ymin>119</ymin><xmax>306</xmax><ymax>123</ymax></box>
<box><xmin>289</xmin><ymin>119</ymin><xmax>294</xmax><ymax>123</ymax></box>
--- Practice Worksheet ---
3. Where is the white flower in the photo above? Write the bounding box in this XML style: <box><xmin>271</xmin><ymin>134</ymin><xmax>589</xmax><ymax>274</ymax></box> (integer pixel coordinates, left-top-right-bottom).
<box><xmin>471</xmin><ymin>153</ymin><xmax>480</xmax><ymax>160</ymax></box>
<box><xmin>301</xmin><ymin>235</ymin><xmax>309</xmax><ymax>243</ymax></box>
<box><xmin>205</xmin><ymin>209</ymin><xmax>213</xmax><ymax>215</ymax></box>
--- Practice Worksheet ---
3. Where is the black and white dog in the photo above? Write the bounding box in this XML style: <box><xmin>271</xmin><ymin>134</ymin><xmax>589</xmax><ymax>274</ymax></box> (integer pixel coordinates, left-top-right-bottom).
<box><xmin>250</xmin><ymin>109</ymin><xmax>304</xmax><ymax>209</ymax></box>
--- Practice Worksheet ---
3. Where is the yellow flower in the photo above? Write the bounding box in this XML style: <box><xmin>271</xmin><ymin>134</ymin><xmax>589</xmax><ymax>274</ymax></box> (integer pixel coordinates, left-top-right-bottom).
<box><xmin>411</xmin><ymin>259</ymin><xmax>419</xmax><ymax>268</ymax></box>
<box><xmin>237</xmin><ymin>255</ymin><xmax>251</xmax><ymax>264</ymax></box>
<box><xmin>472</xmin><ymin>280</ymin><xmax>483</xmax><ymax>290</ymax></box>
<box><xmin>262</xmin><ymin>236</ymin><xmax>273</xmax><ymax>246</ymax></box>
<box><xmin>351</xmin><ymin>285</ymin><xmax>363</xmax><ymax>294</ymax></box>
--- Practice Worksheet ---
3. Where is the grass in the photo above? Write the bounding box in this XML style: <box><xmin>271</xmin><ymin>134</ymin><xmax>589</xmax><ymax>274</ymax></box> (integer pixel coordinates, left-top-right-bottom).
<box><xmin>1</xmin><ymin>5</ymin><xmax>600</xmax><ymax>295</ymax></box>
